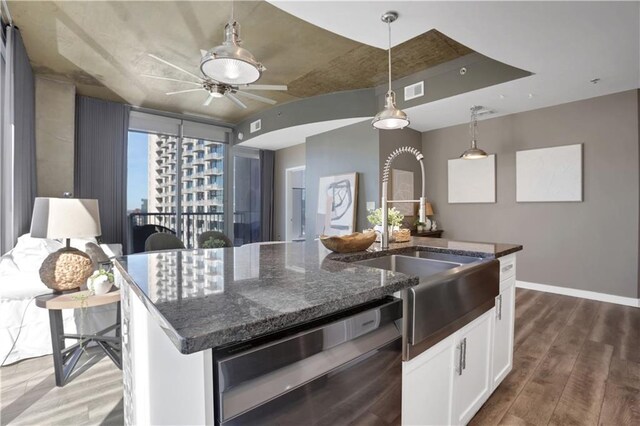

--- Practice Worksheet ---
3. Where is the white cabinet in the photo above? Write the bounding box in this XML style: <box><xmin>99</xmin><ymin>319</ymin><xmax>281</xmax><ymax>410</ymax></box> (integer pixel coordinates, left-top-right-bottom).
<box><xmin>490</xmin><ymin>254</ymin><xmax>517</xmax><ymax>391</ymax></box>
<box><xmin>402</xmin><ymin>310</ymin><xmax>493</xmax><ymax>426</ymax></box>
<box><xmin>451</xmin><ymin>311</ymin><xmax>493</xmax><ymax>425</ymax></box>
<box><xmin>402</xmin><ymin>255</ymin><xmax>518</xmax><ymax>425</ymax></box>
<box><xmin>491</xmin><ymin>276</ymin><xmax>515</xmax><ymax>390</ymax></box>
<box><xmin>402</xmin><ymin>335</ymin><xmax>456</xmax><ymax>425</ymax></box>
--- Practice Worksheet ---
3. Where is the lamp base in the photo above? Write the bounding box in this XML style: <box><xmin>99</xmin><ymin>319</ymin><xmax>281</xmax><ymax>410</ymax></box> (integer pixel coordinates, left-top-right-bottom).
<box><xmin>39</xmin><ymin>247</ymin><xmax>93</xmax><ymax>293</ymax></box>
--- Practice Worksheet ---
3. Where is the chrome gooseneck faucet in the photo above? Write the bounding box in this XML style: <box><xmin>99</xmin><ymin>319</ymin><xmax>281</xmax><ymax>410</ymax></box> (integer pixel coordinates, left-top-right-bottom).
<box><xmin>381</xmin><ymin>146</ymin><xmax>427</xmax><ymax>249</ymax></box>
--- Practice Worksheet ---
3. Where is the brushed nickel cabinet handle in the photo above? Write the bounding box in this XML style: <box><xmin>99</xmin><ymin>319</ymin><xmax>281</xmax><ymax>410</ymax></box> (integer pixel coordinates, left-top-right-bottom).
<box><xmin>457</xmin><ymin>342</ymin><xmax>464</xmax><ymax>376</ymax></box>
<box><xmin>502</xmin><ymin>264</ymin><xmax>514</xmax><ymax>273</ymax></box>
<box><xmin>462</xmin><ymin>338</ymin><xmax>467</xmax><ymax>371</ymax></box>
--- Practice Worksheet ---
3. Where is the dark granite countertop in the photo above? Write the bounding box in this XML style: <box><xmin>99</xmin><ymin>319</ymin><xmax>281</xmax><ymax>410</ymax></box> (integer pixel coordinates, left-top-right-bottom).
<box><xmin>114</xmin><ymin>237</ymin><xmax>521</xmax><ymax>354</ymax></box>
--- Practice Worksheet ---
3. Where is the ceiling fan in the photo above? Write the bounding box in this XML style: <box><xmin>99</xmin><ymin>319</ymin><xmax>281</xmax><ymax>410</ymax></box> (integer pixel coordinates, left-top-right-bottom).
<box><xmin>142</xmin><ymin>53</ymin><xmax>287</xmax><ymax>109</ymax></box>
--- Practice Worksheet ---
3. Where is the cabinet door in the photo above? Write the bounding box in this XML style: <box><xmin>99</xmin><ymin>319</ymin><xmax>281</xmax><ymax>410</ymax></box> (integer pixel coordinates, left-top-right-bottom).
<box><xmin>452</xmin><ymin>311</ymin><xmax>493</xmax><ymax>425</ymax></box>
<box><xmin>491</xmin><ymin>278</ymin><xmax>515</xmax><ymax>390</ymax></box>
<box><xmin>402</xmin><ymin>335</ymin><xmax>455</xmax><ymax>426</ymax></box>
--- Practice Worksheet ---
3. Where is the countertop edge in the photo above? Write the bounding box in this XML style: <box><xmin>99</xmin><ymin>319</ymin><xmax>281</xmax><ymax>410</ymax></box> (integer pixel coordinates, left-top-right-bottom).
<box><xmin>115</xmin><ymin>238</ymin><xmax>522</xmax><ymax>354</ymax></box>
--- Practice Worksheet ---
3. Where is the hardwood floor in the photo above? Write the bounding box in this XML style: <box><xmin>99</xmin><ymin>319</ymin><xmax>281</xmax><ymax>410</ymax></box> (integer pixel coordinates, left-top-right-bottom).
<box><xmin>471</xmin><ymin>288</ymin><xmax>640</xmax><ymax>426</ymax></box>
<box><xmin>0</xmin><ymin>348</ymin><xmax>122</xmax><ymax>425</ymax></box>
<box><xmin>1</xmin><ymin>289</ymin><xmax>638</xmax><ymax>425</ymax></box>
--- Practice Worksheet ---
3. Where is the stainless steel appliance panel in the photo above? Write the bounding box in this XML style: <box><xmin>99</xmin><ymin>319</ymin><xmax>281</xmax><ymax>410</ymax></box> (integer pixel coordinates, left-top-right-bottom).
<box><xmin>214</xmin><ymin>298</ymin><xmax>402</xmax><ymax>425</ymax></box>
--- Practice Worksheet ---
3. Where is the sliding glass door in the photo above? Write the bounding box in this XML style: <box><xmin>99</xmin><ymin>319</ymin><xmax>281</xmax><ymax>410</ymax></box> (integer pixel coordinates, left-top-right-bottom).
<box><xmin>126</xmin><ymin>112</ymin><xmax>229</xmax><ymax>252</ymax></box>
<box><xmin>179</xmin><ymin>136</ymin><xmax>225</xmax><ymax>247</ymax></box>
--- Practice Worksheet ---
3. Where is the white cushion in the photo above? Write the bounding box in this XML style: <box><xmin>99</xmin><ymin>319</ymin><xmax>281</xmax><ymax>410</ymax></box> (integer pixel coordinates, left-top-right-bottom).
<box><xmin>0</xmin><ymin>233</ymin><xmax>63</xmax><ymax>275</ymax></box>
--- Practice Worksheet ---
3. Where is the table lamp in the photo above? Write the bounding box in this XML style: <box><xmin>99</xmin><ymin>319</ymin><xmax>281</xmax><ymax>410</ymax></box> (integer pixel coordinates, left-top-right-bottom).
<box><xmin>30</xmin><ymin>197</ymin><xmax>102</xmax><ymax>292</ymax></box>
<box><xmin>424</xmin><ymin>202</ymin><xmax>434</xmax><ymax>217</ymax></box>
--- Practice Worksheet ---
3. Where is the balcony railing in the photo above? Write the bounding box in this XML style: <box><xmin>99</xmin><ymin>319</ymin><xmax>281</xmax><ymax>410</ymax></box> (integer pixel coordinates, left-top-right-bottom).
<box><xmin>129</xmin><ymin>212</ymin><xmax>225</xmax><ymax>250</ymax></box>
<box><xmin>128</xmin><ymin>211</ymin><xmax>259</xmax><ymax>251</ymax></box>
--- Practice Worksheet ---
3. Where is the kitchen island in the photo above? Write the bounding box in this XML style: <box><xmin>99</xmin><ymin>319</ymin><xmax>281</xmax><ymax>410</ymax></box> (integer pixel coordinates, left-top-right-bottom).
<box><xmin>114</xmin><ymin>237</ymin><xmax>521</xmax><ymax>425</ymax></box>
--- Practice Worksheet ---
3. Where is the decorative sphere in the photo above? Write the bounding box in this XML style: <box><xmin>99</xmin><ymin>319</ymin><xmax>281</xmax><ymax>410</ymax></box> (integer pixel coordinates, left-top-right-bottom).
<box><xmin>39</xmin><ymin>249</ymin><xmax>93</xmax><ymax>292</ymax></box>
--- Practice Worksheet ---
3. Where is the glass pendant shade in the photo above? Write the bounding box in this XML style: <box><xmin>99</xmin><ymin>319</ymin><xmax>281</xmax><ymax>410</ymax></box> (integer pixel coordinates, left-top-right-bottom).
<box><xmin>200</xmin><ymin>21</ymin><xmax>264</xmax><ymax>85</ymax></box>
<box><xmin>372</xmin><ymin>91</ymin><xmax>410</xmax><ymax>130</ymax></box>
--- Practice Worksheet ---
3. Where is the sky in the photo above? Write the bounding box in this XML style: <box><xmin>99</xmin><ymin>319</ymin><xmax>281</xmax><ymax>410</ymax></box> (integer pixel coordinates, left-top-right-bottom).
<box><xmin>127</xmin><ymin>131</ymin><xmax>148</xmax><ymax>211</ymax></box>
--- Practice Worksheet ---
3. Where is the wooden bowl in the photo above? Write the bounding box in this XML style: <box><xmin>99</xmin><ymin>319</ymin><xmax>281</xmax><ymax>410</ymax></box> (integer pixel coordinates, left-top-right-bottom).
<box><xmin>319</xmin><ymin>232</ymin><xmax>376</xmax><ymax>253</ymax></box>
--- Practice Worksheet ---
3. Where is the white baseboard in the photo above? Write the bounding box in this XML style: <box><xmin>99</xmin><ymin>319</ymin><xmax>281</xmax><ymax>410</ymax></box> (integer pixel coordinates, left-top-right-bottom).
<box><xmin>516</xmin><ymin>280</ymin><xmax>640</xmax><ymax>308</ymax></box>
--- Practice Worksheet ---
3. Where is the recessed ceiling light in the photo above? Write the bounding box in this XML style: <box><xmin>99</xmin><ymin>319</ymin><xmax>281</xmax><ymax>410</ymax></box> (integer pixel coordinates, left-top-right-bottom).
<box><xmin>528</xmin><ymin>93</ymin><xmax>534</xmax><ymax>99</ymax></box>
<box><xmin>499</xmin><ymin>94</ymin><xmax>505</xmax><ymax>99</ymax></box>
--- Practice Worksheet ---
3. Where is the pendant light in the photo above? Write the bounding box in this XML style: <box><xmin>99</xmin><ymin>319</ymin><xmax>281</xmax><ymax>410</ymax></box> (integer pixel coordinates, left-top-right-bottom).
<box><xmin>200</xmin><ymin>1</ymin><xmax>265</xmax><ymax>85</ymax></box>
<box><xmin>372</xmin><ymin>11</ymin><xmax>410</xmax><ymax>130</ymax></box>
<box><xmin>460</xmin><ymin>106</ymin><xmax>488</xmax><ymax>159</ymax></box>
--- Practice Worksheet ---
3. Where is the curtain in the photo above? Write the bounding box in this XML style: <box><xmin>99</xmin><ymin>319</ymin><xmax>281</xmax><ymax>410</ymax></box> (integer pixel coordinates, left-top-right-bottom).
<box><xmin>74</xmin><ymin>96</ymin><xmax>130</xmax><ymax>245</ymax></box>
<box><xmin>0</xmin><ymin>26</ymin><xmax>36</xmax><ymax>255</ymax></box>
<box><xmin>260</xmin><ymin>149</ymin><xmax>275</xmax><ymax>242</ymax></box>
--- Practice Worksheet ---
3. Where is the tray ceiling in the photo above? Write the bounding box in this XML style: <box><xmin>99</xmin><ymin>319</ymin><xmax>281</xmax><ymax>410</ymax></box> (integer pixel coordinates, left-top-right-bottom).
<box><xmin>8</xmin><ymin>0</ymin><xmax>474</xmax><ymax>124</ymax></box>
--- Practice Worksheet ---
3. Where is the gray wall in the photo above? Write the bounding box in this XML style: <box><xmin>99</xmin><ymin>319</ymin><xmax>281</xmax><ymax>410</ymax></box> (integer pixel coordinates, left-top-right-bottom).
<box><xmin>306</xmin><ymin>120</ymin><xmax>380</xmax><ymax>238</ymax></box>
<box><xmin>274</xmin><ymin>143</ymin><xmax>306</xmax><ymax>240</ymax></box>
<box><xmin>35</xmin><ymin>76</ymin><xmax>76</xmax><ymax>197</ymax></box>
<box><xmin>422</xmin><ymin>90</ymin><xmax>640</xmax><ymax>298</ymax></box>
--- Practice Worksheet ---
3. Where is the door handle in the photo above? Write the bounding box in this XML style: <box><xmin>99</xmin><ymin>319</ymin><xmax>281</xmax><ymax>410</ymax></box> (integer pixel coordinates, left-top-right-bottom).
<box><xmin>498</xmin><ymin>294</ymin><xmax>503</xmax><ymax>321</ymax></box>
<box><xmin>457</xmin><ymin>341</ymin><xmax>464</xmax><ymax>376</ymax></box>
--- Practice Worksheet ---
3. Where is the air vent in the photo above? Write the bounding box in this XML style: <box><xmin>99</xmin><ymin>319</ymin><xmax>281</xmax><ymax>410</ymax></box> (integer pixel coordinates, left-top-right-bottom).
<box><xmin>250</xmin><ymin>119</ymin><xmax>262</xmax><ymax>133</ymax></box>
<box><xmin>404</xmin><ymin>81</ymin><xmax>424</xmax><ymax>101</ymax></box>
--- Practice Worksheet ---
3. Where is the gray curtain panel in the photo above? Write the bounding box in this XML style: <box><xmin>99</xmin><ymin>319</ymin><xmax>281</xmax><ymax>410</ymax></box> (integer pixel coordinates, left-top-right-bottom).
<box><xmin>260</xmin><ymin>149</ymin><xmax>275</xmax><ymax>242</ymax></box>
<box><xmin>0</xmin><ymin>26</ymin><xmax>36</xmax><ymax>255</ymax></box>
<box><xmin>74</xmin><ymin>96</ymin><xmax>130</xmax><ymax>244</ymax></box>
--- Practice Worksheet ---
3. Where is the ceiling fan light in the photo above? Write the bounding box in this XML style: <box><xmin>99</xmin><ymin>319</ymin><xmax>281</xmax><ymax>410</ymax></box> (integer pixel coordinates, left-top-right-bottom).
<box><xmin>200</xmin><ymin>21</ymin><xmax>264</xmax><ymax>85</ymax></box>
<box><xmin>372</xmin><ymin>91</ymin><xmax>409</xmax><ymax>130</ymax></box>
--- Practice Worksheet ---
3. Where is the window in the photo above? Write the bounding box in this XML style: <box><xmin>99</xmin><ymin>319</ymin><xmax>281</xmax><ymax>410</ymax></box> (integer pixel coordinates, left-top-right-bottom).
<box><xmin>126</xmin><ymin>112</ymin><xmax>229</xmax><ymax>250</ymax></box>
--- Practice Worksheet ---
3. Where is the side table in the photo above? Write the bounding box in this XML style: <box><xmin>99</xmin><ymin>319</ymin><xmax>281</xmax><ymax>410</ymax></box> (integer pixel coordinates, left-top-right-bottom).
<box><xmin>36</xmin><ymin>290</ymin><xmax>122</xmax><ymax>387</ymax></box>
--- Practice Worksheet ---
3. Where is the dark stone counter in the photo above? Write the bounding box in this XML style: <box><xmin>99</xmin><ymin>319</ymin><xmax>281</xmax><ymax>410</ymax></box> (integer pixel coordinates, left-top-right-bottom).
<box><xmin>114</xmin><ymin>237</ymin><xmax>521</xmax><ymax>354</ymax></box>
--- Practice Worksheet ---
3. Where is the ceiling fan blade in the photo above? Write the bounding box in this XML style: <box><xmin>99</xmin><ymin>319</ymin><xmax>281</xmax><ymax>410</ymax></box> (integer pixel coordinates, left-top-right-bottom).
<box><xmin>235</xmin><ymin>90</ymin><xmax>277</xmax><ymax>105</ymax></box>
<box><xmin>141</xmin><ymin>74</ymin><xmax>201</xmax><ymax>86</ymax></box>
<box><xmin>225</xmin><ymin>92</ymin><xmax>247</xmax><ymax>109</ymax></box>
<box><xmin>166</xmin><ymin>88</ymin><xmax>203</xmax><ymax>96</ymax></box>
<box><xmin>240</xmin><ymin>84</ymin><xmax>288</xmax><ymax>91</ymax></box>
<box><xmin>148</xmin><ymin>54</ymin><xmax>203</xmax><ymax>82</ymax></box>
<box><xmin>203</xmin><ymin>93</ymin><xmax>215</xmax><ymax>106</ymax></box>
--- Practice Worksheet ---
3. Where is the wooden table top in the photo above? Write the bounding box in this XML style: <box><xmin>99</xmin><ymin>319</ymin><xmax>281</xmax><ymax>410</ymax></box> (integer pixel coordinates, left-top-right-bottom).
<box><xmin>35</xmin><ymin>289</ymin><xmax>120</xmax><ymax>310</ymax></box>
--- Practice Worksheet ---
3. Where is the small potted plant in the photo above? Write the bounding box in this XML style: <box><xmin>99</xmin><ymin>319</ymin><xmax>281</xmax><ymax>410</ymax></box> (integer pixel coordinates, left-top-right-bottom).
<box><xmin>414</xmin><ymin>220</ymin><xmax>427</xmax><ymax>233</ymax></box>
<box><xmin>87</xmin><ymin>268</ymin><xmax>114</xmax><ymax>295</ymax></box>
<box><xmin>367</xmin><ymin>207</ymin><xmax>404</xmax><ymax>240</ymax></box>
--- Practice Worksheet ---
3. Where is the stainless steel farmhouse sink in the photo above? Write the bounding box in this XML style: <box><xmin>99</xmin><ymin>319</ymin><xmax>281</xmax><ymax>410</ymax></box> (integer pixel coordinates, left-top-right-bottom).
<box><xmin>354</xmin><ymin>251</ymin><xmax>482</xmax><ymax>276</ymax></box>
<box><xmin>354</xmin><ymin>251</ymin><xmax>499</xmax><ymax>360</ymax></box>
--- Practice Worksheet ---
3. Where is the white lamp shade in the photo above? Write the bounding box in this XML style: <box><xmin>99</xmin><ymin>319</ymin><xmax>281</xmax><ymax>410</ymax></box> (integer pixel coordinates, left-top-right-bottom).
<box><xmin>30</xmin><ymin>198</ymin><xmax>101</xmax><ymax>239</ymax></box>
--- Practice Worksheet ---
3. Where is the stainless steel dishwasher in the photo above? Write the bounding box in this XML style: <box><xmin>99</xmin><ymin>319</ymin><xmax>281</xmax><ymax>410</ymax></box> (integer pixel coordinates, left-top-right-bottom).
<box><xmin>213</xmin><ymin>297</ymin><xmax>403</xmax><ymax>426</ymax></box>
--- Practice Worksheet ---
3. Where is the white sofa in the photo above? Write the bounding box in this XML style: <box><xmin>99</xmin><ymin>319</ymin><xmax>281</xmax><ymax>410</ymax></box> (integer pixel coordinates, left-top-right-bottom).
<box><xmin>0</xmin><ymin>234</ymin><xmax>122</xmax><ymax>365</ymax></box>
